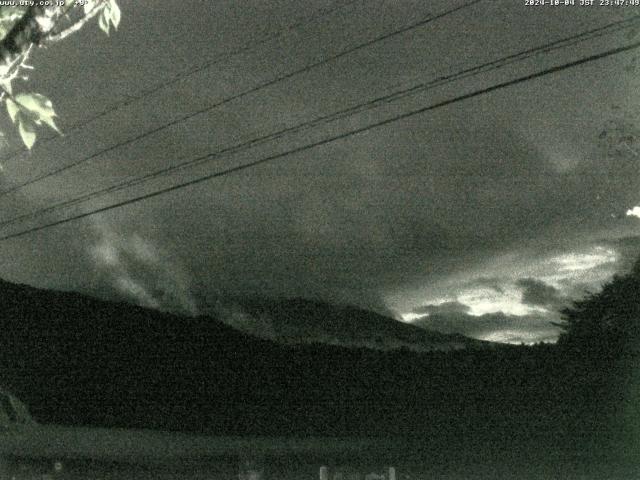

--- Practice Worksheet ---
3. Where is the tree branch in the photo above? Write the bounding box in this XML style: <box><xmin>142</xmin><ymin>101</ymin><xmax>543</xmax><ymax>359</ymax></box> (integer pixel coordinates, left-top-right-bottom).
<box><xmin>46</xmin><ymin>3</ymin><xmax>106</xmax><ymax>43</ymax></box>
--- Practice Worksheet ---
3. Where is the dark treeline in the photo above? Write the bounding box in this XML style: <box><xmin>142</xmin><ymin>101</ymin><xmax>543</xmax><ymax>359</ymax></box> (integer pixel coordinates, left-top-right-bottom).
<box><xmin>0</xmin><ymin>264</ymin><xmax>637</xmax><ymax>459</ymax></box>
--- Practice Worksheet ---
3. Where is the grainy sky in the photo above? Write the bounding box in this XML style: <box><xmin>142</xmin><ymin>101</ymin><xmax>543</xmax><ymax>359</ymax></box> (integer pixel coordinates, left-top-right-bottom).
<box><xmin>0</xmin><ymin>0</ymin><xmax>639</xmax><ymax>343</ymax></box>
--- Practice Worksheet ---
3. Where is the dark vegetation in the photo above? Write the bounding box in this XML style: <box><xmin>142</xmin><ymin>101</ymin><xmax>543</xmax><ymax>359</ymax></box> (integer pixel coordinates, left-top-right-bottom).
<box><xmin>0</xmin><ymin>262</ymin><xmax>638</xmax><ymax>462</ymax></box>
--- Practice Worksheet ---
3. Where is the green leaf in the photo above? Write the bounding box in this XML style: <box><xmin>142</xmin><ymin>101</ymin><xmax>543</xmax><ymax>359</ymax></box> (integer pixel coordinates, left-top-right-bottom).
<box><xmin>30</xmin><ymin>107</ymin><xmax>60</xmax><ymax>133</ymax></box>
<box><xmin>15</xmin><ymin>93</ymin><xmax>53</xmax><ymax>114</ymax></box>
<box><xmin>1</xmin><ymin>80</ymin><xmax>11</xmax><ymax>95</ymax></box>
<box><xmin>17</xmin><ymin>115</ymin><xmax>36</xmax><ymax>150</ymax></box>
<box><xmin>0</xmin><ymin>7</ymin><xmax>25</xmax><ymax>23</ymax></box>
<box><xmin>99</xmin><ymin>8</ymin><xmax>110</xmax><ymax>35</ymax></box>
<box><xmin>14</xmin><ymin>93</ymin><xmax>60</xmax><ymax>133</ymax></box>
<box><xmin>108</xmin><ymin>0</ymin><xmax>120</xmax><ymax>29</ymax></box>
<box><xmin>0</xmin><ymin>6</ymin><xmax>25</xmax><ymax>39</ymax></box>
<box><xmin>39</xmin><ymin>114</ymin><xmax>60</xmax><ymax>133</ymax></box>
<box><xmin>5</xmin><ymin>98</ymin><xmax>18</xmax><ymax>123</ymax></box>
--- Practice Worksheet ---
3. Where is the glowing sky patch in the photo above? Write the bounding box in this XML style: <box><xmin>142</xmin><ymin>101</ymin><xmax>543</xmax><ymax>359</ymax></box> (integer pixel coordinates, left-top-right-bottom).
<box><xmin>394</xmin><ymin>244</ymin><xmax>618</xmax><ymax>318</ymax></box>
<box><xmin>538</xmin><ymin>246</ymin><xmax>618</xmax><ymax>290</ymax></box>
<box><xmin>402</xmin><ymin>286</ymin><xmax>545</xmax><ymax>321</ymax></box>
<box><xmin>457</xmin><ymin>287</ymin><xmax>539</xmax><ymax>316</ymax></box>
<box><xmin>401</xmin><ymin>287</ymin><xmax>540</xmax><ymax>322</ymax></box>
<box><xmin>551</xmin><ymin>246</ymin><xmax>616</xmax><ymax>273</ymax></box>
<box><xmin>627</xmin><ymin>206</ymin><xmax>640</xmax><ymax>219</ymax></box>
<box><xmin>400</xmin><ymin>312</ymin><xmax>423</xmax><ymax>322</ymax></box>
<box><xmin>479</xmin><ymin>329</ymin><xmax>548</xmax><ymax>345</ymax></box>
<box><xmin>396</xmin><ymin>241</ymin><xmax>627</xmax><ymax>343</ymax></box>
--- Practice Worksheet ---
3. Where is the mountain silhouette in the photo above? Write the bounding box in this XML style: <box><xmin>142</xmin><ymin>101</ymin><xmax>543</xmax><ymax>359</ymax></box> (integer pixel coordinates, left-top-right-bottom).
<box><xmin>0</xmin><ymin>278</ymin><xmax>481</xmax><ymax>433</ymax></box>
<box><xmin>0</xmin><ymin>275</ymin><xmax>628</xmax><ymax>455</ymax></box>
<box><xmin>215</xmin><ymin>297</ymin><xmax>485</xmax><ymax>351</ymax></box>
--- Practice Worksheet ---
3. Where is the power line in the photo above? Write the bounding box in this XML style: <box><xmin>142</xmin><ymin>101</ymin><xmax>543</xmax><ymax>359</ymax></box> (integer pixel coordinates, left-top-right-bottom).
<box><xmin>0</xmin><ymin>0</ymin><xmax>364</xmax><ymax>163</ymax></box>
<box><xmin>0</xmin><ymin>38</ymin><xmax>637</xmax><ymax>242</ymax></box>
<box><xmin>0</xmin><ymin>0</ymin><xmax>483</xmax><ymax>198</ymax></box>
<box><xmin>1</xmin><ymin>14</ymin><xmax>638</xmax><ymax>230</ymax></box>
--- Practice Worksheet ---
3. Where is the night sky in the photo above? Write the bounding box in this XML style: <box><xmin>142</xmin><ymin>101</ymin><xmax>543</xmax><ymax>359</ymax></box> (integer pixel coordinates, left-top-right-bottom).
<box><xmin>0</xmin><ymin>0</ymin><xmax>639</xmax><ymax>344</ymax></box>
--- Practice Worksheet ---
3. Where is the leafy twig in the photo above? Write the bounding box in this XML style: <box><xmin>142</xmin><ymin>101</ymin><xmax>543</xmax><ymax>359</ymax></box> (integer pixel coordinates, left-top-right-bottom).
<box><xmin>45</xmin><ymin>2</ymin><xmax>106</xmax><ymax>43</ymax></box>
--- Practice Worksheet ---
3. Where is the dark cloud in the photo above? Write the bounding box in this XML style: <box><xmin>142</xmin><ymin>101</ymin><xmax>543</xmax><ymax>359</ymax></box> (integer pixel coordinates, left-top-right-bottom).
<box><xmin>516</xmin><ymin>278</ymin><xmax>564</xmax><ymax>309</ymax></box>
<box><xmin>460</xmin><ymin>277</ymin><xmax>505</xmax><ymax>294</ymax></box>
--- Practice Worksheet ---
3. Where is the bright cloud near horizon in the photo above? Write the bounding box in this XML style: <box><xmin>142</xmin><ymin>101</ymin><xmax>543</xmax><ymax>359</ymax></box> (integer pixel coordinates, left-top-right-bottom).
<box><xmin>400</xmin><ymin>243</ymin><xmax>625</xmax><ymax>344</ymax></box>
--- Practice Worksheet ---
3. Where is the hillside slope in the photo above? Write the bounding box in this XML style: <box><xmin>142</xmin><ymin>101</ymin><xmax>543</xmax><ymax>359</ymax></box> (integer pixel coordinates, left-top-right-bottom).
<box><xmin>0</xmin><ymin>278</ymin><xmax>590</xmax><ymax>441</ymax></box>
<box><xmin>217</xmin><ymin>297</ymin><xmax>484</xmax><ymax>351</ymax></box>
